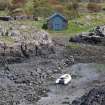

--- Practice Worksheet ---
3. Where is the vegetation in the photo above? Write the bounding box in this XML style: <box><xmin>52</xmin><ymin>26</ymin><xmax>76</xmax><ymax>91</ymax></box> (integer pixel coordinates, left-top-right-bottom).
<box><xmin>33</xmin><ymin>0</ymin><xmax>53</xmax><ymax>17</ymax></box>
<box><xmin>0</xmin><ymin>0</ymin><xmax>104</xmax><ymax>18</ymax></box>
<box><xmin>0</xmin><ymin>0</ymin><xmax>105</xmax><ymax>37</ymax></box>
<box><xmin>87</xmin><ymin>2</ymin><xmax>102</xmax><ymax>12</ymax></box>
<box><xmin>13</xmin><ymin>12</ymin><xmax>103</xmax><ymax>37</ymax></box>
<box><xmin>0</xmin><ymin>0</ymin><xmax>81</xmax><ymax>18</ymax></box>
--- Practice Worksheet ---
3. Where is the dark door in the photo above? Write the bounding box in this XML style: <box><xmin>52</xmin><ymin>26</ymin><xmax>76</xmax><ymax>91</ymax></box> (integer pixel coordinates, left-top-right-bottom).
<box><xmin>53</xmin><ymin>17</ymin><xmax>63</xmax><ymax>30</ymax></box>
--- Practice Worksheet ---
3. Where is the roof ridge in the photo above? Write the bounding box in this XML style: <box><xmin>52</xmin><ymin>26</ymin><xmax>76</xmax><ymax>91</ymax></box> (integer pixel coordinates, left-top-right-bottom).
<box><xmin>47</xmin><ymin>12</ymin><xmax>67</xmax><ymax>21</ymax></box>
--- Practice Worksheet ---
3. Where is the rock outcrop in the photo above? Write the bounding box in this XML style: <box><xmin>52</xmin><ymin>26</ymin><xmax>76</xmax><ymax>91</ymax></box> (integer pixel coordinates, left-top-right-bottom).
<box><xmin>69</xmin><ymin>25</ymin><xmax>105</xmax><ymax>45</ymax></box>
<box><xmin>0</xmin><ymin>21</ymin><xmax>54</xmax><ymax>64</ymax></box>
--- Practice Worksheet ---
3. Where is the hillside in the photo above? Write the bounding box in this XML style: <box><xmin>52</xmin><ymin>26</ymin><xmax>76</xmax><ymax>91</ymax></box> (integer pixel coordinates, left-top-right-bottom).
<box><xmin>0</xmin><ymin>0</ymin><xmax>105</xmax><ymax>17</ymax></box>
<box><xmin>0</xmin><ymin>1</ymin><xmax>105</xmax><ymax>105</ymax></box>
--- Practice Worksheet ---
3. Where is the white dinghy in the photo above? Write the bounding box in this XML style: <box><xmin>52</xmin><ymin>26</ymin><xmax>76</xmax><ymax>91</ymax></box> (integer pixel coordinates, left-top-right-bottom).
<box><xmin>56</xmin><ymin>74</ymin><xmax>72</xmax><ymax>85</ymax></box>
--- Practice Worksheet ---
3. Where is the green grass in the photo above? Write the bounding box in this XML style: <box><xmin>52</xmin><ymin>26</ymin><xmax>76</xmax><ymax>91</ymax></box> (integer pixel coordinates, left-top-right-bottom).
<box><xmin>66</xmin><ymin>21</ymin><xmax>93</xmax><ymax>33</ymax></box>
<box><xmin>27</xmin><ymin>12</ymin><xmax>105</xmax><ymax>37</ymax></box>
<box><xmin>32</xmin><ymin>20</ymin><xmax>44</xmax><ymax>29</ymax></box>
<box><xmin>65</xmin><ymin>12</ymin><xmax>105</xmax><ymax>34</ymax></box>
<box><xmin>0</xmin><ymin>11</ymin><xmax>8</xmax><ymax>16</ymax></box>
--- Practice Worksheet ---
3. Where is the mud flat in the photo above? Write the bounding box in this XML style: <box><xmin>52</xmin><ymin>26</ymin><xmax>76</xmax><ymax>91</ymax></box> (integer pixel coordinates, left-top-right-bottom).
<box><xmin>0</xmin><ymin>36</ymin><xmax>105</xmax><ymax>105</ymax></box>
<box><xmin>37</xmin><ymin>63</ymin><xmax>105</xmax><ymax>105</ymax></box>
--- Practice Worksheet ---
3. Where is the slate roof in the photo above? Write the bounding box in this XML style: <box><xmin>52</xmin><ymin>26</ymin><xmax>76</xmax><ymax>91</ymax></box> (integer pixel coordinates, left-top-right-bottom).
<box><xmin>47</xmin><ymin>13</ymin><xmax>67</xmax><ymax>22</ymax></box>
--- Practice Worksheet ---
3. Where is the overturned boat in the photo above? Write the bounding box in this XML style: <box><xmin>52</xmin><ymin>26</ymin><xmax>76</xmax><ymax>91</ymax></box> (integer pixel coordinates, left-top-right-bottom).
<box><xmin>56</xmin><ymin>74</ymin><xmax>72</xmax><ymax>85</ymax></box>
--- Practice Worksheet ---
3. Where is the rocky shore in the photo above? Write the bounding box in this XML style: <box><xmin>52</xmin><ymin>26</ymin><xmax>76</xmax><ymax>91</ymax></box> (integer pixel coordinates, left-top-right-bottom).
<box><xmin>0</xmin><ymin>21</ymin><xmax>105</xmax><ymax>105</ymax></box>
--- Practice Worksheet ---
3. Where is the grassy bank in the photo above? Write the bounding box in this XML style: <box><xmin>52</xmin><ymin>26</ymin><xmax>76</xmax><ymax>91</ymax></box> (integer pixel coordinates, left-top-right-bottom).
<box><xmin>0</xmin><ymin>11</ymin><xmax>105</xmax><ymax>43</ymax></box>
<box><xmin>29</xmin><ymin>12</ymin><xmax>105</xmax><ymax>37</ymax></box>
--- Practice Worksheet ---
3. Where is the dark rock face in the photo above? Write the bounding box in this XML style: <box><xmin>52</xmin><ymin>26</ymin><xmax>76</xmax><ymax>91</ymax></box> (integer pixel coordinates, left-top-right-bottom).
<box><xmin>69</xmin><ymin>25</ymin><xmax>105</xmax><ymax>45</ymax></box>
<box><xmin>72</xmin><ymin>86</ymin><xmax>105</xmax><ymax>105</ymax></box>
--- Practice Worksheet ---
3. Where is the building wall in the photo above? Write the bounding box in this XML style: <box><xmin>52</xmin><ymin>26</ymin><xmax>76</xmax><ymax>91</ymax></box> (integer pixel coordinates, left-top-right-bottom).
<box><xmin>48</xmin><ymin>20</ymin><xmax>53</xmax><ymax>30</ymax></box>
<box><xmin>48</xmin><ymin>16</ymin><xmax>67</xmax><ymax>30</ymax></box>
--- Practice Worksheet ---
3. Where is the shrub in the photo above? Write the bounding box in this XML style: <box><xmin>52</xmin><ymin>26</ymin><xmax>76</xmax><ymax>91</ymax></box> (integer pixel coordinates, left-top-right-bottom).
<box><xmin>9</xmin><ymin>8</ymin><xmax>25</xmax><ymax>16</ymax></box>
<box><xmin>102</xmin><ymin>7</ymin><xmax>105</xmax><ymax>11</ymax></box>
<box><xmin>87</xmin><ymin>2</ymin><xmax>102</xmax><ymax>12</ymax></box>
<box><xmin>0</xmin><ymin>1</ymin><xmax>11</xmax><ymax>10</ymax></box>
<box><xmin>33</xmin><ymin>7</ymin><xmax>53</xmax><ymax>18</ymax></box>
<box><xmin>48</xmin><ymin>0</ymin><xmax>59</xmax><ymax>5</ymax></box>
<box><xmin>42</xmin><ymin>23</ymin><xmax>48</xmax><ymax>30</ymax></box>
<box><xmin>54</xmin><ymin>4</ymin><xmax>64</xmax><ymax>13</ymax></box>
<box><xmin>66</xmin><ymin>2</ymin><xmax>79</xmax><ymax>18</ymax></box>
<box><xmin>24</xmin><ymin>0</ymin><xmax>34</xmax><ymax>15</ymax></box>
